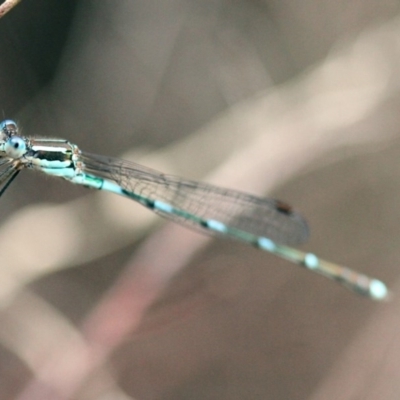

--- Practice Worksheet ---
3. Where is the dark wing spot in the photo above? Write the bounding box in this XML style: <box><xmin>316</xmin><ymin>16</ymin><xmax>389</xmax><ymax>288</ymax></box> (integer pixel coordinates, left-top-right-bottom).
<box><xmin>275</xmin><ymin>200</ymin><xmax>294</xmax><ymax>215</ymax></box>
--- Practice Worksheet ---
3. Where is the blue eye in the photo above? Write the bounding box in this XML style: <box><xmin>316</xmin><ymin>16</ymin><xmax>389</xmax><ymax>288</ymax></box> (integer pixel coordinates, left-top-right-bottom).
<box><xmin>5</xmin><ymin>136</ymin><xmax>26</xmax><ymax>158</ymax></box>
<box><xmin>0</xmin><ymin>120</ymin><xmax>18</xmax><ymax>135</ymax></box>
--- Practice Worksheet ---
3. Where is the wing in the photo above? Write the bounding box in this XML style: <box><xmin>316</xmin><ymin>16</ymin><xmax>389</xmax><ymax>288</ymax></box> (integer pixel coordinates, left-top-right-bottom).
<box><xmin>81</xmin><ymin>152</ymin><xmax>309</xmax><ymax>245</ymax></box>
<box><xmin>0</xmin><ymin>159</ymin><xmax>21</xmax><ymax>197</ymax></box>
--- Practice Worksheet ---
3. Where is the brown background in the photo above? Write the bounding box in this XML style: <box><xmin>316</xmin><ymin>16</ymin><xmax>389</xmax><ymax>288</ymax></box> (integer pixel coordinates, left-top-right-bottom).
<box><xmin>0</xmin><ymin>1</ymin><xmax>400</xmax><ymax>399</ymax></box>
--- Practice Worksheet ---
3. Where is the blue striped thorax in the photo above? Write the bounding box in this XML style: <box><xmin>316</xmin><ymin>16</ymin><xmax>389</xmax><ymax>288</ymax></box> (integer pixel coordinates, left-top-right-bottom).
<box><xmin>28</xmin><ymin>139</ymin><xmax>78</xmax><ymax>169</ymax></box>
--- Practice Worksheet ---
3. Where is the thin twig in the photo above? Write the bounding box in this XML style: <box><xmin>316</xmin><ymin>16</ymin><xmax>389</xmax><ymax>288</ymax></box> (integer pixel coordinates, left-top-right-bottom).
<box><xmin>0</xmin><ymin>0</ymin><xmax>21</xmax><ymax>18</ymax></box>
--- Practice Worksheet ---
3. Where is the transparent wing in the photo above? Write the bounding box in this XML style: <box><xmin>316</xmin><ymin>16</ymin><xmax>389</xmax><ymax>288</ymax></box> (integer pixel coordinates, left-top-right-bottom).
<box><xmin>81</xmin><ymin>152</ymin><xmax>309</xmax><ymax>245</ymax></box>
<box><xmin>0</xmin><ymin>159</ymin><xmax>21</xmax><ymax>197</ymax></box>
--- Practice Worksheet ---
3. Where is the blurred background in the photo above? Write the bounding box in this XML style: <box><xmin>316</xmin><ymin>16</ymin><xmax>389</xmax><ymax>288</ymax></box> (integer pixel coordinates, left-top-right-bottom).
<box><xmin>1</xmin><ymin>0</ymin><xmax>400</xmax><ymax>399</ymax></box>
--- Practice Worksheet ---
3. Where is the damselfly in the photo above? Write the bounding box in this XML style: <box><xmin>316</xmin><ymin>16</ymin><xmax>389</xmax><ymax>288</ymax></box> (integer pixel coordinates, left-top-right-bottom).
<box><xmin>0</xmin><ymin>120</ymin><xmax>389</xmax><ymax>300</ymax></box>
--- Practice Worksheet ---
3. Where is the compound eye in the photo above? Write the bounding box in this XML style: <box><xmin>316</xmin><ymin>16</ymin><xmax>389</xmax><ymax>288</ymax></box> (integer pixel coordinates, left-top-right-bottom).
<box><xmin>5</xmin><ymin>136</ymin><xmax>26</xmax><ymax>158</ymax></box>
<box><xmin>0</xmin><ymin>120</ymin><xmax>18</xmax><ymax>136</ymax></box>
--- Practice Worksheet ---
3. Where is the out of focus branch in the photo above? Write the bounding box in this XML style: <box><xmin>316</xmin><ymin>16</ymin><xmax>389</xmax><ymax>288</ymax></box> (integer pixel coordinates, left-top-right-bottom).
<box><xmin>0</xmin><ymin>0</ymin><xmax>21</xmax><ymax>18</ymax></box>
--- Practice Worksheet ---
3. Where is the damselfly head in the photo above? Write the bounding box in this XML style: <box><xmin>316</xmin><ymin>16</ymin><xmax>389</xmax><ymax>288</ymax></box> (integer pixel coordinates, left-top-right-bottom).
<box><xmin>0</xmin><ymin>120</ymin><xmax>26</xmax><ymax>159</ymax></box>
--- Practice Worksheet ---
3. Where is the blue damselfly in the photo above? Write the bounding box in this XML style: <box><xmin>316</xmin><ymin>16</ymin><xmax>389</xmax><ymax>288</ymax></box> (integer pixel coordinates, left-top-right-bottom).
<box><xmin>0</xmin><ymin>120</ymin><xmax>388</xmax><ymax>300</ymax></box>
